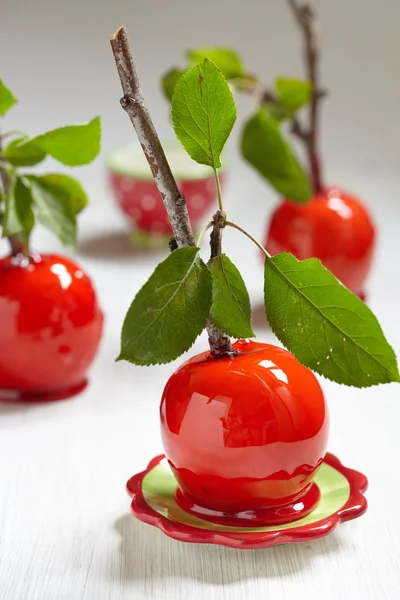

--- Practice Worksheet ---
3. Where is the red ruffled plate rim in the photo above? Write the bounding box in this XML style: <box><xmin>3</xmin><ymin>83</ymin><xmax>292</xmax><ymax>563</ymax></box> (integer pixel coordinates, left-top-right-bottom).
<box><xmin>126</xmin><ymin>453</ymin><xmax>368</xmax><ymax>550</ymax></box>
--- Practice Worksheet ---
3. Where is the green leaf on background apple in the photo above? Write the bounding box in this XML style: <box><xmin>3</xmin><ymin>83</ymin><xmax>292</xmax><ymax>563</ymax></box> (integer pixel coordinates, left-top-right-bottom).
<box><xmin>3</xmin><ymin>176</ymin><xmax>35</xmax><ymax>236</ymax></box>
<box><xmin>241</xmin><ymin>108</ymin><xmax>311</xmax><ymax>203</ymax></box>
<box><xmin>264</xmin><ymin>252</ymin><xmax>400</xmax><ymax>387</ymax></box>
<box><xmin>172</xmin><ymin>59</ymin><xmax>236</xmax><ymax>169</ymax></box>
<box><xmin>41</xmin><ymin>174</ymin><xmax>88</xmax><ymax>213</ymax></box>
<box><xmin>14</xmin><ymin>116</ymin><xmax>101</xmax><ymax>167</ymax></box>
<box><xmin>118</xmin><ymin>247</ymin><xmax>212</xmax><ymax>365</ymax></box>
<box><xmin>187</xmin><ymin>48</ymin><xmax>245</xmax><ymax>80</ymax></box>
<box><xmin>28</xmin><ymin>175</ymin><xmax>77</xmax><ymax>248</ymax></box>
<box><xmin>0</xmin><ymin>79</ymin><xmax>17</xmax><ymax>116</ymax></box>
<box><xmin>275</xmin><ymin>78</ymin><xmax>312</xmax><ymax>112</ymax></box>
<box><xmin>162</xmin><ymin>68</ymin><xmax>186</xmax><ymax>101</ymax></box>
<box><xmin>3</xmin><ymin>137</ymin><xmax>47</xmax><ymax>167</ymax></box>
<box><xmin>210</xmin><ymin>254</ymin><xmax>254</xmax><ymax>338</ymax></box>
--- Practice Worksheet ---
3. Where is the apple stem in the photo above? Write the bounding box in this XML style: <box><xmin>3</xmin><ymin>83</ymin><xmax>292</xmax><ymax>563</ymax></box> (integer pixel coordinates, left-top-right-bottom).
<box><xmin>287</xmin><ymin>0</ymin><xmax>324</xmax><ymax>194</ymax></box>
<box><xmin>213</xmin><ymin>167</ymin><xmax>224</xmax><ymax>213</ymax></box>
<box><xmin>0</xmin><ymin>133</ymin><xmax>28</xmax><ymax>257</ymax></box>
<box><xmin>110</xmin><ymin>26</ymin><xmax>235</xmax><ymax>358</ymax></box>
<box><xmin>110</xmin><ymin>27</ymin><xmax>193</xmax><ymax>249</ymax></box>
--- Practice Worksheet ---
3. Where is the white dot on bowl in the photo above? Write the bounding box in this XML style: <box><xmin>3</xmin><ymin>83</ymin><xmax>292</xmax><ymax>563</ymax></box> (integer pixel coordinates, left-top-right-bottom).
<box><xmin>190</xmin><ymin>194</ymin><xmax>206</xmax><ymax>210</ymax></box>
<box><xmin>75</xmin><ymin>270</ymin><xmax>84</xmax><ymax>279</ymax></box>
<box><xmin>120</xmin><ymin>178</ymin><xmax>135</xmax><ymax>192</ymax></box>
<box><xmin>128</xmin><ymin>207</ymin><xmax>142</xmax><ymax>221</ymax></box>
<box><xmin>206</xmin><ymin>179</ymin><xmax>216</xmax><ymax>194</ymax></box>
<box><xmin>141</xmin><ymin>194</ymin><xmax>157</xmax><ymax>211</ymax></box>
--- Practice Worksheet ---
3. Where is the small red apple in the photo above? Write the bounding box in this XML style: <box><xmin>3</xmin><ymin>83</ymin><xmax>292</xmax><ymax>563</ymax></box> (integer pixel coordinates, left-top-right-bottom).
<box><xmin>265</xmin><ymin>187</ymin><xmax>376</xmax><ymax>298</ymax></box>
<box><xmin>160</xmin><ymin>339</ymin><xmax>328</xmax><ymax>514</ymax></box>
<box><xmin>0</xmin><ymin>253</ymin><xmax>103</xmax><ymax>401</ymax></box>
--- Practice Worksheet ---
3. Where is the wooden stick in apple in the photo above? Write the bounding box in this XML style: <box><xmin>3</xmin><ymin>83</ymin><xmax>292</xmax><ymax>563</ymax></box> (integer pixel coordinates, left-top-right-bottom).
<box><xmin>110</xmin><ymin>26</ymin><xmax>235</xmax><ymax>358</ymax></box>
<box><xmin>287</xmin><ymin>0</ymin><xmax>324</xmax><ymax>193</ymax></box>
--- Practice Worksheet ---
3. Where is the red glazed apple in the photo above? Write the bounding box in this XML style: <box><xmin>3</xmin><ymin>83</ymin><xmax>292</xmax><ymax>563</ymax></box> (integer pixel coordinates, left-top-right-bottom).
<box><xmin>266</xmin><ymin>187</ymin><xmax>376</xmax><ymax>298</ymax></box>
<box><xmin>0</xmin><ymin>253</ymin><xmax>103</xmax><ymax>401</ymax></box>
<box><xmin>160</xmin><ymin>339</ymin><xmax>328</xmax><ymax>517</ymax></box>
<box><xmin>106</xmin><ymin>142</ymin><xmax>225</xmax><ymax>236</ymax></box>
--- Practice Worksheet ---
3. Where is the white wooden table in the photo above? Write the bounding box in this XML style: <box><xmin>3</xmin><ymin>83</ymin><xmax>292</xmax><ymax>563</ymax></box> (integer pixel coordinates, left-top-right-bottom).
<box><xmin>0</xmin><ymin>167</ymin><xmax>399</xmax><ymax>600</ymax></box>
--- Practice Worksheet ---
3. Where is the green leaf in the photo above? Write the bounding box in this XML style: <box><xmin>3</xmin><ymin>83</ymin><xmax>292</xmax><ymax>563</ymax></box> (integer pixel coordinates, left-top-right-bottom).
<box><xmin>210</xmin><ymin>254</ymin><xmax>254</xmax><ymax>338</ymax></box>
<box><xmin>162</xmin><ymin>68</ymin><xmax>186</xmax><ymax>101</ymax></box>
<box><xmin>187</xmin><ymin>48</ymin><xmax>245</xmax><ymax>80</ymax></box>
<box><xmin>3</xmin><ymin>137</ymin><xmax>46</xmax><ymax>167</ymax></box>
<box><xmin>0</xmin><ymin>79</ymin><xmax>17</xmax><ymax>116</ymax></box>
<box><xmin>28</xmin><ymin>175</ymin><xmax>77</xmax><ymax>248</ymax></box>
<box><xmin>241</xmin><ymin>108</ymin><xmax>312</xmax><ymax>203</ymax></box>
<box><xmin>172</xmin><ymin>59</ymin><xmax>237</xmax><ymax>169</ymax></box>
<box><xmin>119</xmin><ymin>247</ymin><xmax>212</xmax><ymax>365</ymax></box>
<box><xmin>40</xmin><ymin>174</ymin><xmax>88</xmax><ymax>213</ymax></box>
<box><xmin>264</xmin><ymin>252</ymin><xmax>400</xmax><ymax>388</ymax></box>
<box><xmin>275</xmin><ymin>78</ymin><xmax>312</xmax><ymax>111</ymax></box>
<box><xmin>14</xmin><ymin>116</ymin><xmax>101</xmax><ymax>166</ymax></box>
<box><xmin>3</xmin><ymin>176</ymin><xmax>35</xmax><ymax>237</ymax></box>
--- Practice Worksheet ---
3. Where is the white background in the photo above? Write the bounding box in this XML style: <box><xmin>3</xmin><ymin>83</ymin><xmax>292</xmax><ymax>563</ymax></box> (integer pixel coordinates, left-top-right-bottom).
<box><xmin>1</xmin><ymin>1</ymin><xmax>400</xmax><ymax>599</ymax></box>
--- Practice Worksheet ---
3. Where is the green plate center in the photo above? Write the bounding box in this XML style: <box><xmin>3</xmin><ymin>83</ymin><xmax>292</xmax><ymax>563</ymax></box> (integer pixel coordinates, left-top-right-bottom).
<box><xmin>141</xmin><ymin>459</ymin><xmax>350</xmax><ymax>533</ymax></box>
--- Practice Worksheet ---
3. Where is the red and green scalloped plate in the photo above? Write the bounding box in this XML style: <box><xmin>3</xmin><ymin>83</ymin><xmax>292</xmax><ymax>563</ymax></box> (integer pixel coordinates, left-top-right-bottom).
<box><xmin>126</xmin><ymin>453</ymin><xmax>367</xmax><ymax>550</ymax></box>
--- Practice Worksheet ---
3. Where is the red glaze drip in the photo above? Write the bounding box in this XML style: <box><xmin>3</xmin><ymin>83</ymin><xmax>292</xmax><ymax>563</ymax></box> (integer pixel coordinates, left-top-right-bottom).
<box><xmin>160</xmin><ymin>339</ymin><xmax>329</xmax><ymax>513</ymax></box>
<box><xmin>266</xmin><ymin>187</ymin><xmax>376</xmax><ymax>297</ymax></box>
<box><xmin>0</xmin><ymin>253</ymin><xmax>103</xmax><ymax>401</ymax></box>
<box><xmin>175</xmin><ymin>482</ymin><xmax>320</xmax><ymax>527</ymax></box>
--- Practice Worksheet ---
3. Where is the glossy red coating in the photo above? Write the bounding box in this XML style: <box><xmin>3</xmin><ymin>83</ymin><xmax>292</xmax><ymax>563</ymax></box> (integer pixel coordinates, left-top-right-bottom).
<box><xmin>266</xmin><ymin>187</ymin><xmax>376</xmax><ymax>296</ymax></box>
<box><xmin>160</xmin><ymin>339</ymin><xmax>329</xmax><ymax>513</ymax></box>
<box><xmin>109</xmin><ymin>173</ymin><xmax>225</xmax><ymax>234</ymax></box>
<box><xmin>175</xmin><ymin>481</ymin><xmax>320</xmax><ymax>527</ymax></box>
<box><xmin>126</xmin><ymin>453</ymin><xmax>368</xmax><ymax>550</ymax></box>
<box><xmin>0</xmin><ymin>253</ymin><xmax>103</xmax><ymax>400</ymax></box>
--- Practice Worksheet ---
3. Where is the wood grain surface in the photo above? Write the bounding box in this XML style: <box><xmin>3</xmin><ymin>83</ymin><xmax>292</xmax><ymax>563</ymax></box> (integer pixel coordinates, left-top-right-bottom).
<box><xmin>0</xmin><ymin>173</ymin><xmax>399</xmax><ymax>600</ymax></box>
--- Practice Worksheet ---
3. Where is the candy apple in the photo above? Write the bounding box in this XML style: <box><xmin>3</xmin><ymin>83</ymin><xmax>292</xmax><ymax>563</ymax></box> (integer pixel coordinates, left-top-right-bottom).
<box><xmin>107</xmin><ymin>142</ymin><xmax>225</xmax><ymax>239</ymax></box>
<box><xmin>111</xmin><ymin>27</ymin><xmax>398</xmax><ymax>536</ymax></box>
<box><xmin>0</xmin><ymin>254</ymin><xmax>103</xmax><ymax>400</ymax></box>
<box><xmin>0</xmin><ymin>78</ymin><xmax>103</xmax><ymax>400</ymax></box>
<box><xmin>161</xmin><ymin>340</ymin><xmax>328</xmax><ymax>519</ymax></box>
<box><xmin>266</xmin><ymin>187</ymin><xmax>376</xmax><ymax>297</ymax></box>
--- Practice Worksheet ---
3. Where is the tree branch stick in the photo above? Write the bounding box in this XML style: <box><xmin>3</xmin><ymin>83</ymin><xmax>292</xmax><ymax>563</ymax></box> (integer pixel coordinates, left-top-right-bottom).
<box><xmin>110</xmin><ymin>26</ymin><xmax>194</xmax><ymax>249</ymax></box>
<box><xmin>110</xmin><ymin>26</ymin><xmax>234</xmax><ymax>357</ymax></box>
<box><xmin>287</xmin><ymin>0</ymin><xmax>323</xmax><ymax>192</ymax></box>
<box><xmin>291</xmin><ymin>115</ymin><xmax>309</xmax><ymax>143</ymax></box>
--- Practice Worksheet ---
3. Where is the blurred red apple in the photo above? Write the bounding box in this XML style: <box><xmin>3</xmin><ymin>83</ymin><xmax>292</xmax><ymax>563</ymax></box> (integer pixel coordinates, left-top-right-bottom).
<box><xmin>0</xmin><ymin>253</ymin><xmax>103</xmax><ymax>401</ymax></box>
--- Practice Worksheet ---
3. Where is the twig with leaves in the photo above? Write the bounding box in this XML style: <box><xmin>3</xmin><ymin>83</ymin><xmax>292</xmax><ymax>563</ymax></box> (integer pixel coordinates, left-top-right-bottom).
<box><xmin>111</xmin><ymin>26</ymin><xmax>399</xmax><ymax>390</ymax></box>
<box><xmin>111</xmin><ymin>26</ymin><xmax>234</xmax><ymax>358</ymax></box>
<box><xmin>287</xmin><ymin>0</ymin><xmax>323</xmax><ymax>192</ymax></box>
<box><xmin>161</xmin><ymin>1</ymin><xmax>327</xmax><ymax>203</ymax></box>
<box><xmin>0</xmin><ymin>78</ymin><xmax>101</xmax><ymax>257</ymax></box>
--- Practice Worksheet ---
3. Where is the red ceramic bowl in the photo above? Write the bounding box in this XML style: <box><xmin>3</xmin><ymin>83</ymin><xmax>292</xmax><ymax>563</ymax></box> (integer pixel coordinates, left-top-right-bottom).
<box><xmin>106</xmin><ymin>141</ymin><xmax>226</xmax><ymax>237</ymax></box>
